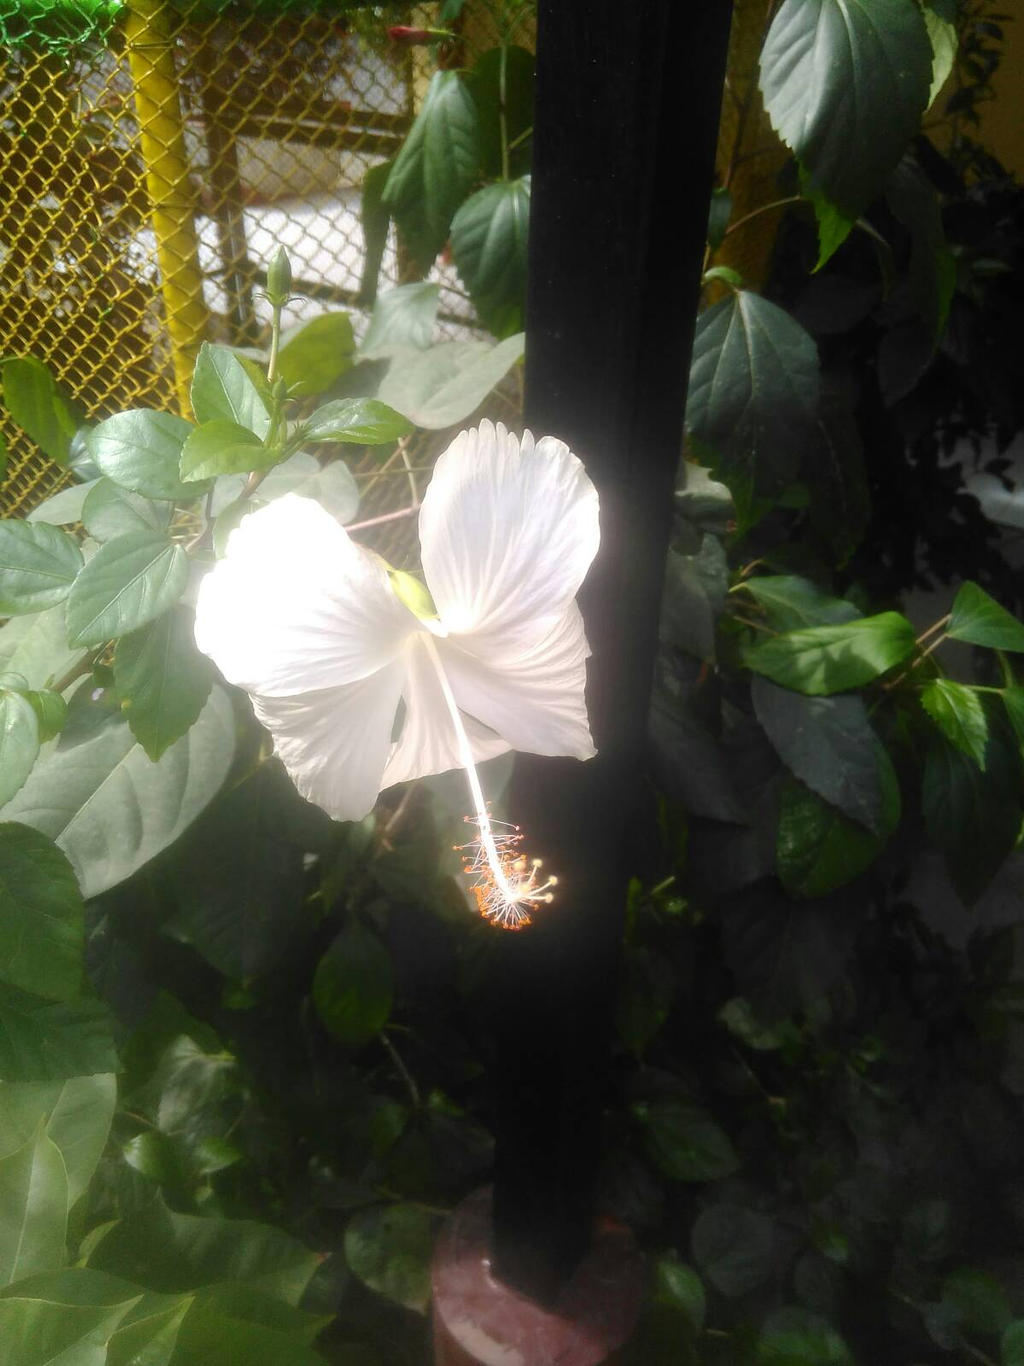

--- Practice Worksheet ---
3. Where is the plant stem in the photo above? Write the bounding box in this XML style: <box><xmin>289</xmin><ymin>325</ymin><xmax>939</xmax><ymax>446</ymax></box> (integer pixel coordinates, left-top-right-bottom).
<box><xmin>380</xmin><ymin>1029</ymin><xmax>421</xmax><ymax>1110</ymax></box>
<box><xmin>499</xmin><ymin>42</ymin><xmax>510</xmax><ymax>181</ymax></box>
<box><xmin>724</xmin><ymin>194</ymin><xmax>802</xmax><ymax>238</ymax></box>
<box><xmin>346</xmin><ymin>503</ymin><xmax>420</xmax><ymax>534</ymax></box>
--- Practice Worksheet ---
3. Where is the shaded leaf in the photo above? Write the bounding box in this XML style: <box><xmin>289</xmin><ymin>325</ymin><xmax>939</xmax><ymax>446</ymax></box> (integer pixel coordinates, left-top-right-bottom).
<box><xmin>466</xmin><ymin>45</ymin><xmax>534</xmax><ymax>180</ymax></box>
<box><xmin>0</xmin><ymin>690</ymin><xmax>39</xmax><ymax>805</ymax></box>
<box><xmin>921</xmin><ymin>678</ymin><xmax>988</xmax><ymax>768</ymax></box>
<box><xmin>256</xmin><ymin>453</ymin><xmax>359</xmax><ymax>525</ymax></box>
<box><xmin>0</xmin><ymin>823</ymin><xmax>83</xmax><ymax>1002</ymax></box>
<box><xmin>0</xmin><ymin>521</ymin><xmax>83</xmax><ymax>616</ymax></box>
<box><xmin>941</xmin><ymin>1267</ymin><xmax>1012</xmax><ymax>1336</ymax></box>
<box><xmin>776</xmin><ymin>777</ymin><xmax>893</xmax><ymax>897</ymax></box>
<box><xmin>359</xmin><ymin>282</ymin><xmax>440</xmax><ymax>359</ymax></box>
<box><xmin>313</xmin><ymin>922</ymin><xmax>393</xmax><ymax>1048</ymax></box>
<box><xmin>948</xmin><ymin>581</ymin><xmax>1024</xmax><ymax>652</ymax></box>
<box><xmin>358</xmin><ymin>157</ymin><xmax>392</xmax><ymax>306</ymax></box>
<box><xmin>0</xmin><ymin>1074</ymin><xmax>116</xmax><ymax>1206</ymax></box>
<box><xmin>344</xmin><ymin>1203</ymin><xmax>435</xmax><ymax>1312</ymax></box>
<box><xmin>277</xmin><ymin>313</ymin><xmax>356</xmax><ymax>398</ymax></box>
<box><xmin>451</xmin><ymin>176</ymin><xmax>530</xmax><ymax>336</ymax></box>
<box><xmin>0</xmin><ymin>358</ymin><xmax>77</xmax><ymax>465</ymax></box>
<box><xmin>692</xmin><ymin>1204</ymin><xmax>777</xmax><ymax>1297</ymax></box>
<box><xmin>653</xmin><ymin>1254</ymin><xmax>706</xmax><ymax>1334</ymax></box>
<box><xmin>0</xmin><ymin>1125</ymin><xmax>67</xmax><ymax>1286</ymax></box>
<box><xmin>0</xmin><ymin>985</ymin><xmax>116</xmax><ymax>1082</ymax></box>
<box><xmin>634</xmin><ymin>1097</ymin><xmax>740</xmax><ymax>1183</ymax></box>
<box><xmin>113</xmin><ymin>607</ymin><xmax>214</xmax><ymax>761</ymax></box>
<box><xmin>65</xmin><ymin>533</ymin><xmax>188</xmax><ymax>647</ymax></box>
<box><xmin>378</xmin><ymin>334</ymin><xmax>524</xmax><ymax>429</ymax></box>
<box><xmin>757</xmin><ymin>1307</ymin><xmax>854</xmax><ymax>1364</ymax></box>
<box><xmin>25</xmin><ymin>480</ymin><xmax>98</xmax><ymax>527</ymax></box>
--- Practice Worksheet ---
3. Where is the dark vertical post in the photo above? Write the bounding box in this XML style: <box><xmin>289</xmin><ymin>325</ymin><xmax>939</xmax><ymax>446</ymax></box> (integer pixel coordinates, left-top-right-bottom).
<box><xmin>489</xmin><ymin>0</ymin><xmax>734</xmax><ymax>1303</ymax></box>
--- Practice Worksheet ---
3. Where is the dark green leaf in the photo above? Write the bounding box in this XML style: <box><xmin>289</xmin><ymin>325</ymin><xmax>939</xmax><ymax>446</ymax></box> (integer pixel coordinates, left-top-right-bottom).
<box><xmin>0</xmin><ymin>521</ymin><xmax>83</xmax><ymax>616</ymax></box>
<box><xmin>948</xmin><ymin>581</ymin><xmax>1024</xmax><ymax>652</ymax></box>
<box><xmin>2</xmin><ymin>686</ymin><xmax>234</xmax><ymax>900</ymax></box>
<box><xmin>0</xmin><ymin>358</ymin><xmax>77</xmax><ymax>466</ymax></box>
<box><xmin>359</xmin><ymin>282</ymin><xmax>440</xmax><ymax>359</ymax></box>
<box><xmin>752</xmin><ymin>677</ymin><xmax>896</xmax><ymax>833</ymax></box>
<box><xmin>179</xmin><ymin>420</ymin><xmax>271</xmax><ymax>482</ymax></box>
<box><xmin>277</xmin><ymin>313</ymin><xmax>355</xmax><ymax>399</ymax></box>
<box><xmin>382</xmin><ymin>71</ymin><xmax>482</xmax><ymax>271</ymax></box>
<box><xmin>23</xmin><ymin>690</ymin><xmax>66</xmax><ymax>744</ymax></box>
<box><xmin>804</xmin><ymin>398</ymin><xmax>870</xmax><ymax>566</ymax></box>
<box><xmin>921</xmin><ymin>679</ymin><xmax>988</xmax><ymax>768</ymax></box>
<box><xmin>802</xmin><ymin>174</ymin><xmax>856</xmax><ymax>272</ymax></box>
<box><xmin>1003</xmin><ymin>1319</ymin><xmax>1024</xmax><ymax>1366</ymax></box>
<box><xmin>81</xmin><ymin>478</ymin><xmax>172</xmax><ymax>542</ymax></box>
<box><xmin>648</xmin><ymin>686</ymin><xmax>748</xmax><ymax>823</ymax></box>
<box><xmin>466</xmin><ymin>45</ymin><xmax>534</xmax><ymax>180</ymax></box>
<box><xmin>0</xmin><ymin>691</ymin><xmax>38</xmax><ymax>805</ymax></box>
<box><xmin>65</xmin><ymin>532</ymin><xmax>188</xmax><ymax>647</ymax></box>
<box><xmin>777</xmin><ymin>777</ymin><xmax>892</xmax><ymax>897</ymax></box>
<box><xmin>739</xmin><ymin>576</ymin><xmax>860</xmax><ymax>632</ymax></box>
<box><xmin>759</xmin><ymin>0</ymin><xmax>932</xmax><ymax>219</ymax></box>
<box><xmin>691</xmin><ymin>1204</ymin><xmax>776</xmax><ymax>1297</ymax></box>
<box><xmin>190</xmin><ymin>342</ymin><xmax>271</xmax><ymax>437</ymax></box>
<box><xmin>923</xmin><ymin>0</ymin><xmax>958</xmax><ymax>108</ymax></box>
<box><xmin>451</xmin><ymin>176</ymin><xmax>530</xmax><ymax>337</ymax></box>
<box><xmin>634</xmin><ymin>1097</ymin><xmax>740</xmax><ymax>1182</ymax></box>
<box><xmin>113</xmin><ymin>607</ymin><xmax>214</xmax><ymax>761</ymax></box>
<box><xmin>156</xmin><ymin>1283</ymin><xmax>328</xmax><ymax>1365</ymax></box>
<box><xmin>0</xmin><ymin>1075</ymin><xmax>116</xmax><ymax>1206</ymax></box>
<box><xmin>357</xmin><ymin>157</ymin><xmax>393</xmax><ymax>307</ymax></box>
<box><xmin>313</xmin><ymin>922</ymin><xmax>393</xmax><ymax>1047</ymax></box>
<box><xmin>653</xmin><ymin>1253</ymin><xmax>706</xmax><ymax>1333</ymax></box>
<box><xmin>617</xmin><ymin>947</ymin><xmax>676</xmax><ymax>1058</ymax></box>
<box><xmin>743</xmin><ymin>612</ymin><xmax>915</xmax><ymax>694</ymax></box>
<box><xmin>0</xmin><ymin>984</ymin><xmax>116</xmax><ymax>1082</ymax></box>
<box><xmin>121</xmin><ymin>1129</ymin><xmax>190</xmax><ymax>1188</ymax></box>
<box><xmin>941</xmin><ymin>1267</ymin><xmax>1012</xmax><ymax>1335</ymax></box>
<box><xmin>0</xmin><ymin>1271</ymin><xmax>150</xmax><ymax>1365</ymax></box>
<box><xmin>301</xmin><ymin>398</ymin><xmax>412</xmax><ymax>445</ymax></box>
<box><xmin>886</xmin><ymin>156</ymin><xmax>955</xmax><ymax>346</ymax></box>
<box><xmin>344</xmin><ymin>1203</ymin><xmax>436</xmax><ymax>1312</ymax></box>
<box><xmin>378</xmin><ymin>334</ymin><xmax>524</xmax><ymax>429</ymax></box>
<box><xmin>0</xmin><ymin>823</ymin><xmax>83</xmax><ymax>1002</ymax></box>
<box><xmin>1003</xmin><ymin>688</ymin><xmax>1024</xmax><ymax>749</ymax></box>
<box><xmin>757</xmin><ymin>1307</ymin><xmax>854</xmax><ymax>1365</ymax></box>
<box><xmin>707</xmin><ymin>188</ymin><xmax>732</xmax><ymax>249</ymax></box>
<box><xmin>686</xmin><ymin>290</ymin><xmax>820</xmax><ymax>490</ymax></box>
<box><xmin>88</xmin><ymin>410</ymin><xmax>204</xmax><ymax>502</ymax></box>
<box><xmin>0</xmin><ymin>1125</ymin><xmax>67</xmax><ymax>1286</ymax></box>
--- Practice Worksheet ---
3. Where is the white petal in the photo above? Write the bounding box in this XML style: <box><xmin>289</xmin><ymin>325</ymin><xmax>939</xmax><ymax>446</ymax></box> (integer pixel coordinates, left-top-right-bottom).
<box><xmin>195</xmin><ymin>494</ymin><xmax>414</xmax><ymax>697</ymax></box>
<box><xmin>439</xmin><ymin>603</ymin><xmax>596</xmax><ymax>760</ymax></box>
<box><xmin>419</xmin><ymin>420</ymin><xmax>600</xmax><ymax>641</ymax></box>
<box><xmin>381</xmin><ymin>634</ymin><xmax>510</xmax><ymax>789</ymax></box>
<box><xmin>252</xmin><ymin>663</ymin><xmax>404</xmax><ymax>822</ymax></box>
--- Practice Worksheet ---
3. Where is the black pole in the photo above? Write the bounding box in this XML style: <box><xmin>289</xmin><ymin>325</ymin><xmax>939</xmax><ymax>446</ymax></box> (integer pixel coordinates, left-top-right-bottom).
<box><xmin>488</xmin><ymin>0</ymin><xmax>735</xmax><ymax>1303</ymax></box>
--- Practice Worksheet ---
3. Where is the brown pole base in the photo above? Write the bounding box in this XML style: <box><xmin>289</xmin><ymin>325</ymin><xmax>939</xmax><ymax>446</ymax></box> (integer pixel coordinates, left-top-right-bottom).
<box><xmin>432</xmin><ymin>1189</ymin><xmax>644</xmax><ymax>1366</ymax></box>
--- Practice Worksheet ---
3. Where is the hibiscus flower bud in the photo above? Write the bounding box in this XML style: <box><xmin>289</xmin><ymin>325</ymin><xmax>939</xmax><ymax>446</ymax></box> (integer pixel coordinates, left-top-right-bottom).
<box><xmin>266</xmin><ymin>246</ymin><xmax>292</xmax><ymax>308</ymax></box>
<box><xmin>387</xmin><ymin>24</ymin><xmax>443</xmax><ymax>45</ymax></box>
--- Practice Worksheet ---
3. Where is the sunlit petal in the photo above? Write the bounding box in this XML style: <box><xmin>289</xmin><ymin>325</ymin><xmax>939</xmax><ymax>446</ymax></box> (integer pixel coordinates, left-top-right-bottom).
<box><xmin>419</xmin><ymin>420</ymin><xmax>600</xmax><ymax>641</ymax></box>
<box><xmin>195</xmin><ymin>494</ymin><xmax>414</xmax><ymax>697</ymax></box>
<box><xmin>438</xmin><ymin>603</ymin><xmax>595</xmax><ymax>760</ymax></box>
<box><xmin>252</xmin><ymin>663</ymin><xmax>404</xmax><ymax>822</ymax></box>
<box><xmin>381</xmin><ymin>635</ymin><xmax>510</xmax><ymax>789</ymax></box>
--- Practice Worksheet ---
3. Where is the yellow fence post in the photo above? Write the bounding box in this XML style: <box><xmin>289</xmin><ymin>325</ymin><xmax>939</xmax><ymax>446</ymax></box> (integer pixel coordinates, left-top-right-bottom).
<box><xmin>125</xmin><ymin>0</ymin><xmax>207</xmax><ymax>415</ymax></box>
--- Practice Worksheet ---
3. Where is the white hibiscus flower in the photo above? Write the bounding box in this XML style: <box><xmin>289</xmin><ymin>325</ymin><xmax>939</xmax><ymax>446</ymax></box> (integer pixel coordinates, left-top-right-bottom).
<box><xmin>194</xmin><ymin>419</ymin><xmax>600</xmax><ymax>928</ymax></box>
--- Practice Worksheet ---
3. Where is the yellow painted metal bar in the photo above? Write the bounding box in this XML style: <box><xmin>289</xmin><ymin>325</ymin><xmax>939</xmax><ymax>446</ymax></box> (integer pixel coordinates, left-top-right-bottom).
<box><xmin>125</xmin><ymin>0</ymin><xmax>207</xmax><ymax>415</ymax></box>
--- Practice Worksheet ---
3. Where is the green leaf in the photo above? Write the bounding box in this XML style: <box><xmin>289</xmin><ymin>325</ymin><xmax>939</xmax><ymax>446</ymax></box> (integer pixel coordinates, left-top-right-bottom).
<box><xmin>923</xmin><ymin>723</ymin><xmax>1023</xmax><ymax>904</ymax></box>
<box><xmin>113</xmin><ymin>608</ymin><xmax>214</xmax><ymax>761</ymax></box>
<box><xmin>0</xmin><ymin>521</ymin><xmax>83</xmax><ymax>616</ymax></box>
<box><xmin>88</xmin><ymin>410</ymin><xmax>204</xmax><ymax>502</ymax></box>
<box><xmin>466</xmin><ymin>45</ymin><xmax>534</xmax><ymax>180</ymax></box>
<box><xmin>757</xmin><ymin>1307</ymin><xmax>854</xmax><ymax>1365</ymax></box>
<box><xmin>686</xmin><ymin>290</ymin><xmax>820</xmax><ymax>490</ymax></box>
<box><xmin>0</xmin><ymin>824</ymin><xmax>83</xmax><ymax>1002</ymax></box>
<box><xmin>921</xmin><ymin>679</ymin><xmax>988</xmax><ymax>768</ymax></box>
<box><xmin>65</xmin><ymin>533</ymin><xmax>188</xmax><ymax>647</ymax></box>
<box><xmin>0</xmin><ymin>607</ymin><xmax>84</xmax><ymax>693</ymax></box>
<box><xmin>179</xmin><ymin>420</ymin><xmax>271</xmax><ymax>482</ymax></box>
<box><xmin>254</xmin><ymin>452</ymin><xmax>360</xmax><ymax>524</ymax></box>
<box><xmin>759</xmin><ymin>0</ymin><xmax>932</xmax><ymax>219</ymax></box>
<box><xmin>88</xmin><ymin>1198</ymin><xmax>320</xmax><ymax>1303</ymax></box>
<box><xmin>942</xmin><ymin>1267</ymin><xmax>1012</xmax><ymax>1336</ymax></box>
<box><xmin>276</xmin><ymin>312</ymin><xmax>355</xmax><ymax>399</ymax></box>
<box><xmin>23</xmin><ymin>690</ymin><xmax>66</xmax><ymax>744</ymax></box>
<box><xmin>0</xmin><ymin>691</ymin><xmax>39</xmax><ymax>805</ymax></box>
<box><xmin>948</xmin><ymin>581</ymin><xmax>1024</xmax><ymax>652</ymax></box>
<box><xmin>707</xmin><ymin>187</ymin><xmax>732</xmax><ymax>249</ymax></box>
<box><xmin>359</xmin><ymin>282</ymin><xmax>441</xmax><ymax>359</ymax></box>
<box><xmin>301</xmin><ymin>398</ymin><xmax>412</xmax><ymax>445</ymax></box>
<box><xmin>451</xmin><ymin>176</ymin><xmax>531</xmax><ymax>336</ymax></box>
<box><xmin>0</xmin><ymin>1075</ymin><xmax>116</xmax><ymax>1206</ymax></box>
<box><xmin>1003</xmin><ymin>688</ymin><xmax>1024</xmax><ymax>749</ymax></box>
<box><xmin>802</xmin><ymin>173</ymin><xmax>856</xmax><ymax>271</ymax></box>
<box><xmin>0</xmin><ymin>1269</ymin><xmax>144</xmax><ymax>1364</ymax></box>
<box><xmin>0</xmin><ymin>358</ymin><xmax>77</xmax><ymax>466</ymax></box>
<box><xmin>0</xmin><ymin>1125</ymin><xmax>67</xmax><ymax>1286</ymax></box>
<box><xmin>886</xmin><ymin>155</ymin><xmax>956</xmax><ymax>354</ymax></box>
<box><xmin>753</xmin><ymin>678</ymin><xmax>896</xmax><ymax>833</ymax></box>
<box><xmin>121</xmin><ymin>1129</ymin><xmax>190</xmax><ymax>1189</ymax></box>
<box><xmin>358</xmin><ymin>157</ymin><xmax>393</xmax><ymax>306</ymax></box>
<box><xmin>616</xmin><ymin>946</ymin><xmax>676</xmax><ymax>1057</ymax></box>
<box><xmin>923</xmin><ymin>0</ymin><xmax>958</xmax><ymax>109</ymax></box>
<box><xmin>777</xmin><ymin>778</ymin><xmax>892</xmax><ymax>897</ymax></box>
<box><xmin>0</xmin><ymin>985</ymin><xmax>116</xmax><ymax>1082</ymax></box>
<box><xmin>344</xmin><ymin>1203</ymin><xmax>436</xmax><ymax>1312</ymax></box>
<box><xmin>653</xmin><ymin>1254</ymin><xmax>706</xmax><ymax>1334</ymax></box>
<box><xmin>81</xmin><ymin>478</ymin><xmax>172</xmax><ymax>543</ymax></box>
<box><xmin>382</xmin><ymin>70</ymin><xmax>482</xmax><ymax>271</ymax></box>
<box><xmin>190</xmin><ymin>342</ymin><xmax>271</xmax><ymax>438</ymax></box>
<box><xmin>633</xmin><ymin>1097</ymin><xmax>740</xmax><ymax>1182</ymax></box>
<box><xmin>313</xmin><ymin>922</ymin><xmax>393</xmax><ymax>1047</ymax></box>
<box><xmin>378</xmin><ymin>333</ymin><xmax>524</xmax><ymax>430</ymax></box>
<box><xmin>1002</xmin><ymin>1319</ymin><xmax>1024</xmax><ymax>1366</ymax></box>
<box><xmin>804</xmin><ymin>398</ymin><xmax>870</xmax><ymax>565</ymax></box>
<box><xmin>25</xmin><ymin>479</ymin><xmax>99</xmax><ymax>527</ymax></box>
<box><xmin>739</xmin><ymin>576</ymin><xmax>860</xmax><ymax>632</ymax></box>
<box><xmin>1</xmin><ymin>686</ymin><xmax>234</xmax><ymax>900</ymax></box>
<box><xmin>744</xmin><ymin>612</ymin><xmax>915</xmax><ymax>694</ymax></box>
<box><xmin>691</xmin><ymin>1204</ymin><xmax>776</xmax><ymax>1298</ymax></box>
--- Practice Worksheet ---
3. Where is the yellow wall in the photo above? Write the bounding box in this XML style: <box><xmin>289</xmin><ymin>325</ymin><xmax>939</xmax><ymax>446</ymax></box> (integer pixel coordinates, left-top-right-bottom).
<box><xmin>980</xmin><ymin>0</ymin><xmax>1024</xmax><ymax>176</ymax></box>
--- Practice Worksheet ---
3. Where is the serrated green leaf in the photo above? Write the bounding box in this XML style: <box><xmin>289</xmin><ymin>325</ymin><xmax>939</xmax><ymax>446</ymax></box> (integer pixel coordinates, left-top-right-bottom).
<box><xmin>744</xmin><ymin>612</ymin><xmax>915</xmax><ymax>694</ymax></box>
<box><xmin>0</xmin><ymin>823</ymin><xmax>83</xmax><ymax>1002</ymax></box>
<box><xmin>948</xmin><ymin>581</ymin><xmax>1024</xmax><ymax>652</ymax></box>
<box><xmin>113</xmin><ymin>608</ymin><xmax>214</xmax><ymax>761</ymax></box>
<box><xmin>0</xmin><ymin>521</ymin><xmax>83</xmax><ymax>616</ymax></box>
<box><xmin>1</xmin><ymin>358</ymin><xmax>77</xmax><ymax>466</ymax></box>
<box><xmin>359</xmin><ymin>282</ymin><xmax>441</xmax><ymax>359</ymax></box>
<box><xmin>179</xmin><ymin>420</ymin><xmax>271</xmax><ymax>482</ymax></box>
<box><xmin>0</xmin><ymin>691</ymin><xmax>39</xmax><ymax>805</ymax></box>
<box><xmin>801</xmin><ymin>173</ymin><xmax>856</xmax><ymax>272</ymax></box>
<box><xmin>344</xmin><ymin>1203</ymin><xmax>435</xmax><ymax>1311</ymax></box>
<box><xmin>0</xmin><ymin>985</ymin><xmax>116</xmax><ymax>1082</ymax></box>
<box><xmin>81</xmin><ymin>478</ymin><xmax>172</xmax><ymax>542</ymax></box>
<box><xmin>65</xmin><ymin>533</ymin><xmax>188</xmax><ymax>647</ymax></box>
<box><xmin>313</xmin><ymin>922</ymin><xmax>393</xmax><ymax>1047</ymax></box>
<box><xmin>686</xmin><ymin>291</ymin><xmax>820</xmax><ymax>490</ymax></box>
<box><xmin>1</xmin><ymin>686</ymin><xmax>234</xmax><ymax>900</ymax></box>
<box><xmin>921</xmin><ymin>678</ymin><xmax>988</xmax><ymax>768</ymax></box>
<box><xmin>89</xmin><ymin>410</ymin><xmax>204</xmax><ymax>502</ymax></box>
<box><xmin>276</xmin><ymin>313</ymin><xmax>355</xmax><ymax>398</ymax></box>
<box><xmin>777</xmin><ymin>778</ymin><xmax>892</xmax><ymax>897</ymax></box>
<box><xmin>451</xmin><ymin>176</ymin><xmax>530</xmax><ymax>336</ymax></box>
<box><xmin>191</xmin><ymin>342</ymin><xmax>271</xmax><ymax>438</ymax></box>
<box><xmin>378</xmin><ymin>333</ymin><xmax>524</xmax><ymax>429</ymax></box>
<box><xmin>301</xmin><ymin>398</ymin><xmax>412</xmax><ymax>445</ymax></box>
<box><xmin>0</xmin><ymin>1075</ymin><xmax>116</xmax><ymax>1206</ymax></box>
<box><xmin>759</xmin><ymin>0</ymin><xmax>932</xmax><ymax>219</ymax></box>
<box><xmin>634</xmin><ymin>1097</ymin><xmax>740</xmax><ymax>1182</ymax></box>
<box><xmin>739</xmin><ymin>576</ymin><xmax>860</xmax><ymax>631</ymax></box>
<box><xmin>0</xmin><ymin>1125</ymin><xmax>67</xmax><ymax>1286</ymax></box>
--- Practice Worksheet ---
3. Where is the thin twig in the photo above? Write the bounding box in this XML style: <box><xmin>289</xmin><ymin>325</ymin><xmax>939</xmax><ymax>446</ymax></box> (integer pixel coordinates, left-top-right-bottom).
<box><xmin>724</xmin><ymin>194</ymin><xmax>802</xmax><ymax>238</ymax></box>
<box><xmin>380</xmin><ymin>1030</ymin><xmax>421</xmax><ymax>1110</ymax></box>
<box><xmin>347</xmin><ymin>503</ymin><xmax>420</xmax><ymax>534</ymax></box>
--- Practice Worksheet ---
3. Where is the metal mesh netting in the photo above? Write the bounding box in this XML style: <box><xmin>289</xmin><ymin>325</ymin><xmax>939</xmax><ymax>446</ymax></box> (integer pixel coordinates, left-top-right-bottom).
<box><xmin>0</xmin><ymin>0</ymin><xmax>516</xmax><ymax>530</ymax></box>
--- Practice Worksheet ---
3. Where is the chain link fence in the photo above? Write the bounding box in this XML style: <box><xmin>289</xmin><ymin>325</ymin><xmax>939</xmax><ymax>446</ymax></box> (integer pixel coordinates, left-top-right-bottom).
<box><xmin>0</xmin><ymin>0</ymin><xmax>511</xmax><ymax>518</ymax></box>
